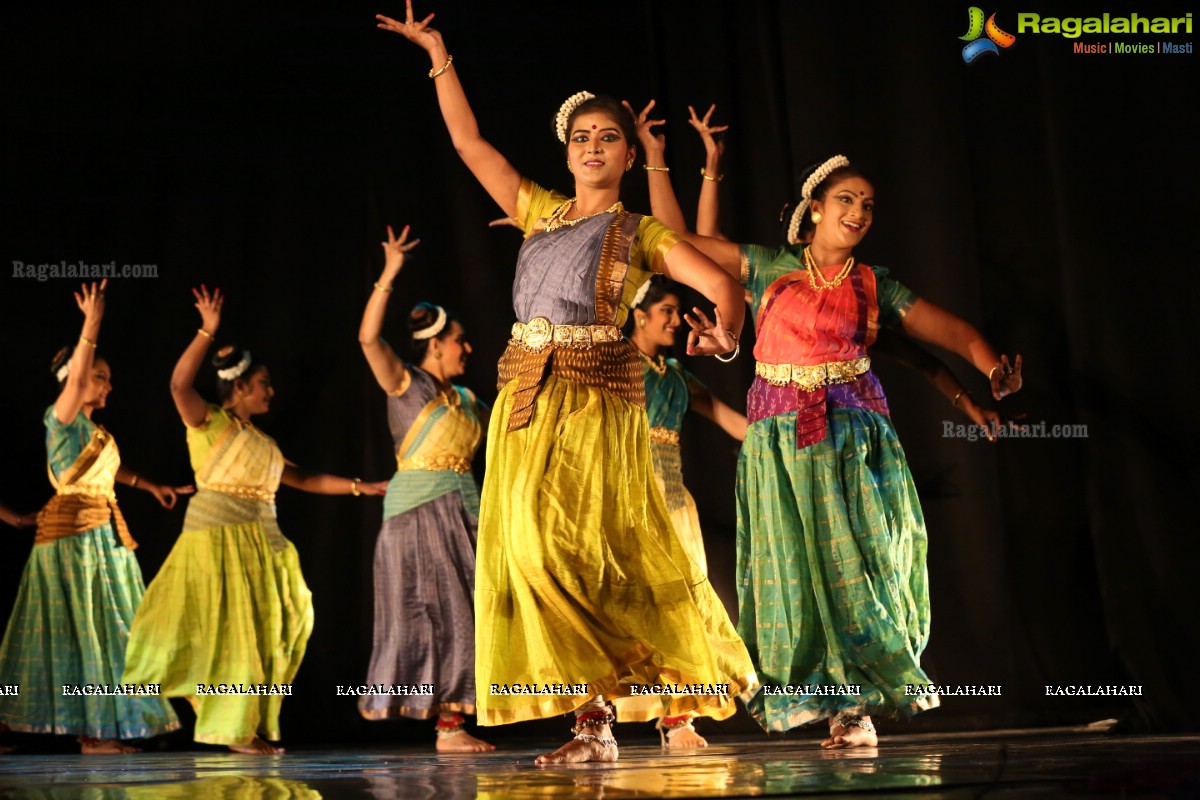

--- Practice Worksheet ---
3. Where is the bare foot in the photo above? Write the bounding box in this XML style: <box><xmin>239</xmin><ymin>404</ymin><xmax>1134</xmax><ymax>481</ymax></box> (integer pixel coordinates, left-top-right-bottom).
<box><xmin>228</xmin><ymin>737</ymin><xmax>284</xmax><ymax>755</ymax></box>
<box><xmin>821</xmin><ymin>719</ymin><xmax>878</xmax><ymax>749</ymax></box>
<box><xmin>534</xmin><ymin>732</ymin><xmax>618</xmax><ymax>765</ymax></box>
<box><xmin>666</xmin><ymin>725</ymin><xmax>708</xmax><ymax>748</ymax></box>
<box><xmin>80</xmin><ymin>739</ymin><xmax>141</xmax><ymax>754</ymax></box>
<box><xmin>437</xmin><ymin>729</ymin><xmax>495</xmax><ymax>752</ymax></box>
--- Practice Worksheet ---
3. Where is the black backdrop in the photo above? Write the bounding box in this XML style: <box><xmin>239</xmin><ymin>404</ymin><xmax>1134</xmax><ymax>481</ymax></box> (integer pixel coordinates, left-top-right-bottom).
<box><xmin>1</xmin><ymin>1</ymin><xmax>1196</xmax><ymax>746</ymax></box>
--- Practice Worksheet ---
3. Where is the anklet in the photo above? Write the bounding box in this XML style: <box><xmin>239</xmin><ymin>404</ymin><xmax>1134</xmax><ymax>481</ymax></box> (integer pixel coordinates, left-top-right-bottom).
<box><xmin>571</xmin><ymin>702</ymin><xmax>616</xmax><ymax>734</ymax></box>
<box><xmin>435</xmin><ymin>713</ymin><xmax>466</xmax><ymax>738</ymax></box>
<box><xmin>573</xmin><ymin>733</ymin><xmax>617</xmax><ymax>748</ymax></box>
<box><xmin>833</xmin><ymin>712</ymin><xmax>876</xmax><ymax>733</ymax></box>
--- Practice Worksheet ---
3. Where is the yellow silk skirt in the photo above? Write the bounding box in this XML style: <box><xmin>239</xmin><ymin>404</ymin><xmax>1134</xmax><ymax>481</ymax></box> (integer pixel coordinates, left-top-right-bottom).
<box><xmin>475</xmin><ymin>374</ymin><xmax>756</xmax><ymax>725</ymax></box>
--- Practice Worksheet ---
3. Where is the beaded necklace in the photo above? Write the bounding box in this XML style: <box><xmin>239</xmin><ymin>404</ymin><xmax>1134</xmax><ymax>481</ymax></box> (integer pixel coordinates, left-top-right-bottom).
<box><xmin>543</xmin><ymin>197</ymin><xmax>623</xmax><ymax>233</ymax></box>
<box><xmin>803</xmin><ymin>245</ymin><xmax>856</xmax><ymax>291</ymax></box>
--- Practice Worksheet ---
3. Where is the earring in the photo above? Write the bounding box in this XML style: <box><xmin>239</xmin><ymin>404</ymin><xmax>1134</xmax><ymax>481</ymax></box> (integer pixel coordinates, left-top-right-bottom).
<box><xmin>638</xmin><ymin>318</ymin><xmax>646</xmax><ymax>327</ymax></box>
<box><xmin>566</xmin><ymin>160</ymin><xmax>573</xmax><ymax>174</ymax></box>
<box><xmin>435</xmin><ymin>350</ymin><xmax>443</xmax><ymax>360</ymax></box>
<box><xmin>811</xmin><ymin>211</ymin><xmax>823</xmax><ymax>224</ymax></box>
<box><xmin>626</xmin><ymin>159</ymin><xmax>634</xmax><ymax>172</ymax></box>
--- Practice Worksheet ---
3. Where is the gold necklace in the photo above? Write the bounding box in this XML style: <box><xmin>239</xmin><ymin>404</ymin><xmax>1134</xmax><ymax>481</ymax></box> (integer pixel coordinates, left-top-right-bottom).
<box><xmin>543</xmin><ymin>197</ymin><xmax>623</xmax><ymax>233</ymax></box>
<box><xmin>636</xmin><ymin>348</ymin><xmax>668</xmax><ymax>376</ymax></box>
<box><xmin>803</xmin><ymin>245</ymin><xmax>855</xmax><ymax>291</ymax></box>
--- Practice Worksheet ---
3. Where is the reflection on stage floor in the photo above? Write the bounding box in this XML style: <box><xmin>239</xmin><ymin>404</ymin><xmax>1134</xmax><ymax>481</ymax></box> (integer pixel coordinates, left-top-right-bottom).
<box><xmin>2</xmin><ymin>732</ymin><xmax>1198</xmax><ymax>798</ymax></box>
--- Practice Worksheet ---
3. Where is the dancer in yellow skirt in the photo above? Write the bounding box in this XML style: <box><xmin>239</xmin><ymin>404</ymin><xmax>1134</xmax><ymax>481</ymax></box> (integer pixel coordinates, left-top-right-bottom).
<box><xmin>378</xmin><ymin>1</ymin><xmax>757</xmax><ymax>763</ymax></box>
<box><xmin>123</xmin><ymin>286</ymin><xmax>387</xmax><ymax>754</ymax></box>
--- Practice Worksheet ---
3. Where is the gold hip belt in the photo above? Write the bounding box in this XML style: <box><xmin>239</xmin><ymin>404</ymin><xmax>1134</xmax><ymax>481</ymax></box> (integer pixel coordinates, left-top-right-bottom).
<box><xmin>396</xmin><ymin>454</ymin><xmax>472</xmax><ymax>474</ymax></box>
<box><xmin>649</xmin><ymin>427</ymin><xmax>681</xmax><ymax>446</ymax></box>
<box><xmin>197</xmin><ymin>482</ymin><xmax>276</xmax><ymax>504</ymax></box>
<box><xmin>755</xmin><ymin>356</ymin><xmax>871</xmax><ymax>392</ymax></box>
<box><xmin>510</xmin><ymin>317</ymin><xmax>622</xmax><ymax>353</ymax></box>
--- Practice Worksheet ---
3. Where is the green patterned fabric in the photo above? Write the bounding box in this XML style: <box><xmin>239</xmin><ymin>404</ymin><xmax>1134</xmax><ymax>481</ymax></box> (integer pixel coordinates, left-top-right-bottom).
<box><xmin>0</xmin><ymin>408</ymin><xmax>179</xmax><ymax>739</ymax></box>
<box><xmin>736</xmin><ymin>408</ymin><xmax>938</xmax><ymax>731</ymax></box>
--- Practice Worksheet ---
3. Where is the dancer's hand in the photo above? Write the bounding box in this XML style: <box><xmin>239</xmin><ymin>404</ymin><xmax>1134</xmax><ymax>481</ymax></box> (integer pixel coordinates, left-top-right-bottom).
<box><xmin>381</xmin><ymin>224</ymin><xmax>420</xmax><ymax>281</ymax></box>
<box><xmin>487</xmin><ymin>216</ymin><xmax>521</xmax><ymax>229</ymax></box>
<box><xmin>74</xmin><ymin>279</ymin><xmax>108</xmax><ymax>324</ymax></box>
<box><xmin>147</xmin><ymin>483</ymin><xmax>195</xmax><ymax>510</ymax></box>
<box><xmin>687</xmin><ymin>104</ymin><xmax>729</xmax><ymax>159</ymax></box>
<box><xmin>355</xmin><ymin>480</ymin><xmax>389</xmax><ymax>497</ymax></box>
<box><xmin>684</xmin><ymin>306</ymin><xmax>738</xmax><ymax>357</ymax></box>
<box><xmin>626</xmin><ymin>99</ymin><xmax>666</xmax><ymax>163</ymax></box>
<box><xmin>376</xmin><ymin>0</ymin><xmax>444</xmax><ymax>55</ymax></box>
<box><xmin>989</xmin><ymin>354</ymin><xmax>1023</xmax><ymax>400</ymax></box>
<box><xmin>193</xmin><ymin>285</ymin><xmax>223</xmax><ymax>335</ymax></box>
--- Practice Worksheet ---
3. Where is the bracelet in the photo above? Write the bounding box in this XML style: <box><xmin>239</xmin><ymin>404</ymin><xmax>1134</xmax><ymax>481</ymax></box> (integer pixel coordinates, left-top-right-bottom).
<box><xmin>714</xmin><ymin>335</ymin><xmax>740</xmax><ymax>363</ymax></box>
<box><xmin>700</xmin><ymin>168</ymin><xmax>724</xmax><ymax>182</ymax></box>
<box><xmin>643</xmin><ymin>165</ymin><xmax>670</xmax><ymax>173</ymax></box>
<box><xmin>78</xmin><ymin>335</ymin><xmax>97</xmax><ymax>349</ymax></box>
<box><xmin>197</xmin><ymin>328</ymin><xmax>214</xmax><ymax>340</ymax></box>
<box><xmin>350</xmin><ymin>478</ymin><xmax>361</xmax><ymax>497</ymax></box>
<box><xmin>373</xmin><ymin>282</ymin><xmax>393</xmax><ymax>293</ymax></box>
<box><xmin>129</xmin><ymin>474</ymin><xmax>139</xmax><ymax>488</ymax></box>
<box><xmin>429</xmin><ymin>54</ymin><xmax>453</xmax><ymax>79</ymax></box>
<box><xmin>952</xmin><ymin>389</ymin><xmax>969</xmax><ymax>408</ymax></box>
<box><xmin>988</xmin><ymin>364</ymin><xmax>1004</xmax><ymax>382</ymax></box>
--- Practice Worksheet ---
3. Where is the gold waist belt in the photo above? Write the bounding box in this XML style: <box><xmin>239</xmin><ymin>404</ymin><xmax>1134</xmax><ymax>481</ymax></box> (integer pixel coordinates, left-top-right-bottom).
<box><xmin>510</xmin><ymin>317</ymin><xmax>622</xmax><ymax>353</ymax></box>
<box><xmin>649</xmin><ymin>427</ymin><xmax>681</xmax><ymax>446</ymax></box>
<box><xmin>755</xmin><ymin>356</ymin><xmax>871</xmax><ymax>392</ymax></box>
<box><xmin>396</xmin><ymin>454</ymin><xmax>472</xmax><ymax>474</ymax></box>
<box><xmin>36</xmin><ymin>492</ymin><xmax>135</xmax><ymax>549</ymax></box>
<box><xmin>56</xmin><ymin>483</ymin><xmax>116</xmax><ymax>501</ymax></box>
<box><xmin>198</xmin><ymin>482</ymin><xmax>276</xmax><ymax>504</ymax></box>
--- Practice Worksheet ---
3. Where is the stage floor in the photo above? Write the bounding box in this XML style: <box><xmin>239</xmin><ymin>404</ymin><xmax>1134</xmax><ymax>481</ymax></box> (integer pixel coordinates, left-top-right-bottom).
<box><xmin>2</xmin><ymin>731</ymin><xmax>1198</xmax><ymax>798</ymax></box>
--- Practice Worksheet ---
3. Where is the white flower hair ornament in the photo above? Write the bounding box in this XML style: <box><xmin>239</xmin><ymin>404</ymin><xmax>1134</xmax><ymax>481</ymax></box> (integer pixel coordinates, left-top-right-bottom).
<box><xmin>56</xmin><ymin>362</ymin><xmax>71</xmax><ymax>383</ymax></box>
<box><xmin>217</xmin><ymin>351</ymin><xmax>253</xmax><ymax>382</ymax></box>
<box><xmin>555</xmin><ymin>91</ymin><xmax>596</xmax><ymax>144</ymax></box>
<box><xmin>787</xmin><ymin>154</ymin><xmax>851</xmax><ymax>245</ymax></box>
<box><xmin>631</xmin><ymin>278</ymin><xmax>653</xmax><ymax>310</ymax></box>
<box><xmin>412</xmin><ymin>306</ymin><xmax>447</xmax><ymax>340</ymax></box>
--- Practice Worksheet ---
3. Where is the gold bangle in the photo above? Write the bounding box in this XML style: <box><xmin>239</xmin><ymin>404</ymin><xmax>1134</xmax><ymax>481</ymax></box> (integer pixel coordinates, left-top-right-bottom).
<box><xmin>78</xmin><ymin>335</ymin><xmax>97</xmax><ymax>349</ymax></box>
<box><xmin>988</xmin><ymin>364</ymin><xmax>1004</xmax><ymax>382</ymax></box>
<box><xmin>373</xmin><ymin>281</ymin><xmax>393</xmax><ymax>293</ymax></box>
<box><xmin>700</xmin><ymin>168</ymin><xmax>724</xmax><ymax>182</ymax></box>
<box><xmin>197</xmin><ymin>328</ymin><xmax>214</xmax><ymax>340</ymax></box>
<box><xmin>643</xmin><ymin>165</ymin><xmax>670</xmax><ymax>173</ymax></box>
<box><xmin>952</xmin><ymin>389</ymin><xmax>969</xmax><ymax>408</ymax></box>
<box><xmin>429</xmin><ymin>54</ymin><xmax>453</xmax><ymax>79</ymax></box>
<box><xmin>129</xmin><ymin>474</ymin><xmax>139</xmax><ymax>488</ymax></box>
<box><xmin>350</xmin><ymin>478</ymin><xmax>361</xmax><ymax>497</ymax></box>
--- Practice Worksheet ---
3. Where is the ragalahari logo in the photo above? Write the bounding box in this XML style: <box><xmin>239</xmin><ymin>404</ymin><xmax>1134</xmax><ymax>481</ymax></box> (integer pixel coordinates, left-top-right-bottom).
<box><xmin>960</xmin><ymin>7</ymin><xmax>1017</xmax><ymax>62</ymax></box>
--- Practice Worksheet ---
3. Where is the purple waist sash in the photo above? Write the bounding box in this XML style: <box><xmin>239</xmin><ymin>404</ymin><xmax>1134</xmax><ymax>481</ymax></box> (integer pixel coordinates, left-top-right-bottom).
<box><xmin>746</xmin><ymin>370</ymin><xmax>891</xmax><ymax>449</ymax></box>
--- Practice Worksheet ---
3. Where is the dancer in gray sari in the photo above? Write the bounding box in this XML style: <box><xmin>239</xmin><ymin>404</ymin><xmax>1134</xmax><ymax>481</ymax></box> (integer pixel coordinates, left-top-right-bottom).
<box><xmin>357</xmin><ymin>225</ymin><xmax>494</xmax><ymax>752</ymax></box>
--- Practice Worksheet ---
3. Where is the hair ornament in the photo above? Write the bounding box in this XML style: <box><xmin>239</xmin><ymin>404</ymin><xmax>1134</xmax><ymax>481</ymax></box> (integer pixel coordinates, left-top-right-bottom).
<box><xmin>786</xmin><ymin>154</ymin><xmax>851</xmax><ymax>244</ymax></box>
<box><xmin>555</xmin><ymin>90</ymin><xmax>596</xmax><ymax>144</ymax></box>
<box><xmin>412</xmin><ymin>305</ymin><xmax>447</xmax><ymax>340</ymax></box>
<box><xmin>56</xmin><ymin>362</ymin><xmax>71</xmax><ymax>383</ymax></box>
<box><xmin>631</xmin><ymin>278</ymin><xmax>653</xmax><ymax>310</ymax></box>
<box><xmin>217</xmin><ymin>350</ymin><xmax>253</xmax><ymax>381</ymax></box>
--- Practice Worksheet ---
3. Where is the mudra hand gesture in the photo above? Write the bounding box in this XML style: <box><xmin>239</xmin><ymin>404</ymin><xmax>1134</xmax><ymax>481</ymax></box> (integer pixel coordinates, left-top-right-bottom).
<box><xmin>684</xmin><ymin>306</ymin><xmax>738</xmax><ymax>357</ymax></box>
<box><xmin>377</xmin><ymin>1</ymin><xmax>443</xmax><ymax>54</ymax></box>
<box><xmin>75</xmin><ymin>279</ymin><xmax>108</xmax><ymax>324</ymax></box>
<box><xmin>626</xmin><ymin>99</ymin><xmax>666</xmax><ymax>161</ymax></box>
<box><xmin>381</xmin><ymin>224</ymin><xmax>420</xmax><ymax>281</ymax></box>
<box><xmin>687</xmin><ymin>104</ymin><xmax>729</xmax><ymax>158</ymax></box>
<box><xmin>193</xmin><ymin>284</ymin><xmax>223</xmax><ymax>335</ymax></box>
<box><xmin>989</xmin><ymin>354</ymin><xmax>1023</xmax><ymax>400</ymax></box>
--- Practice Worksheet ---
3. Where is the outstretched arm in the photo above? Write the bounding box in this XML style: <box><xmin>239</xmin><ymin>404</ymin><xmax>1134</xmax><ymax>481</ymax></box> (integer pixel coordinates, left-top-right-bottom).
<box><xmin>360</xmin><ymin>225</ymin><xmax>419</xmax><ymax>393</ymax></box>
<box><xmin>54</xmin><ymin>280</ymin><xmax>106</xmax><ymax>425</ymax></box>
<box><xmin>628</xmin><ymin>99</ymin><xmax>688</xmax><ymax>234</ymax></box>
<box><xmin>171</xmin><ymin>286</ymin><xmax>221</xmax><ymax>428</ymax></box>
<box><xmin>378</xmin><ymin>2</ymin><xmax>521</xmax><ymax>216</ymax></box>
<box><xmin>114</xmin><ymin>465</ymin><xmax>195</xmax><ymax>510</ymax></box>
<box><xmin>0</xmin><ymin>502</ymin><xmax>36</xmax><ymax>529</ymax></box>
<box><xmin>280</xmin><ymin>464</ymin><xmax>388</xmax><ymax>496</ymax></box>
<box><xmin>900</xmin><ymin>299</ymin><xmax>1023</xmax><ymax>400</ymax></box>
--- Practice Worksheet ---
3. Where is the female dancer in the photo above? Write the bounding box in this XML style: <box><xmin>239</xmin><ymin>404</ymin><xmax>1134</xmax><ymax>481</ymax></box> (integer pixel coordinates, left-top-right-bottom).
<box><xmin>357</xmin><ymin>225</ymin><xmax>493</xmax><ymax>752</ymax></box>
<box><xmin>615</xmin><ymin>275</ymin><xmax>748</xmax><ymax>748</ymax></box>
<box><xmin>122</xmin><ymin>286</ymin><xmax>386</xmax><ymax>755</ymax></box>
<box><xmin>637</xmin><ymin>102</ymin><xmax>1006</xmax><ymax>433</ymax></box>
<box><xmin>638</xmin><ymin>123</ymin><xmax>1022</xmax><ymax>744</ymax></box>
<box><xmin>0</xmin><ymin>281</ymin><xmax>184</xmax><ymax>753</ymax></box>
<box><xmin>379</xmin><ymin>1</ymin><xmax>756</xmax><ymax>764</ymax></box>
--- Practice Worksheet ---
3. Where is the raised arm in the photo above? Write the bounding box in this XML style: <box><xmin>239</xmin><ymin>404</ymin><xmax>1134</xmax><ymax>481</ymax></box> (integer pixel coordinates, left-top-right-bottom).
<box><xmin>170</xmin><ymin>286</ymin><xmax>222</xmax><ymax>429</ymax></box>
<box><xmin>53</xmin><ymin>280</ymin><xmax>106</xmax><ymax>425</ymax></box>
<box><xmin>687</xmin><ymin>104</ymin><xmax>729</xmax><ymax>240</ymax></box>
<box><xmin>360</xmin><ymin>225</ymin><xmax>419</xmax><ymax>393</ymax></box>
<box><xmin>377</xmin><ymin>2</ymin><xmax>521</xmax><ymax>216</ymax></box>
<box><xmin>900</xmin><ymin>299</ymin><xmax>1023</xmax><ymax>401</ymax></box>
<box><xmin>628</xmin><ymin>100</ymin><xmax>688</xmax><ymax>234</ymax></box>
